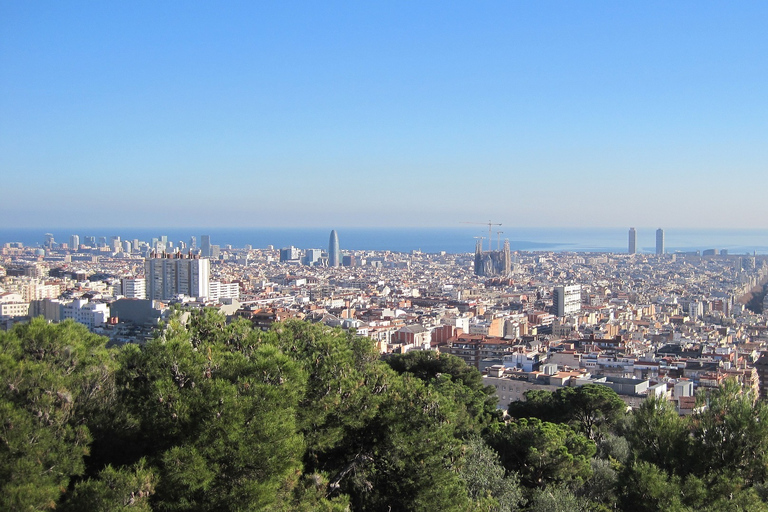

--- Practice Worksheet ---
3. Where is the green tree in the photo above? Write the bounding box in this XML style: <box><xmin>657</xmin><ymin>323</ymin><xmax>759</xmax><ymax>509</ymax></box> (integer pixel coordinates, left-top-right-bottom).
<box><xmin>555</xmin><ymin>385</ymin><xmax>626</xmax><ymax>441</ymax></box>
<box><xmin>459</xmin><ymin>436</ymin><xmax>524</xmax><ymax>511</ymax></box>
<box><xmin>528</xmin><ymin>485</ymin><xmax>591</xmax><ymax>512</ymax></box>
<box><xmin>61</xmin><ymin>460</ymin><xmax>157</xmax><ymax>512</ymax></box>
<box><xmin>0</xmin><ymin>318</ymin><xmax>115</xmax><ymax>510</ymax></box>
<box><xmin>617</xmin><ymin>461</ymin><xmax>688</xmax><ymax>512</ymax></box>
<box><xmin>691</xmin><ymin>380</ymin><xmax>768</xmax><ymax>483</ymax></box>
<box><xmin>507</xmin><ymin>384</ymin><xmax>626</xmax><ymax>441</ymax></box>
<box><xmin>624</xmin><ymin>394</ymin><xmax>690</xmax><ymax>474</ymax></box>
<box><xmin>110</xmin><ymin>310</ymin><xmax>307</xmax><ymax>510</ymax></box>
<box><xmin>507</xmin><ymin>389</ymin><xmax>559</xmax><ymax>423</ymax></box>
<box><xmin>485</xmin><ymin>418</ymin><xmax>595</xmax><ymax>489</ymax></box>
<box><xmin>325</xmin><ymin>372</ymin><xmax>473</xmax><ymax>511</ymax></box>
<box><xmin>387</xmin><ymin>350</ymin><xmax>499</xmax><ymax>431</ymax></box>
<box><xmin>270</xmin><ymin>320</ymin><xmax>386</xmax><ymax>459</ymax></box>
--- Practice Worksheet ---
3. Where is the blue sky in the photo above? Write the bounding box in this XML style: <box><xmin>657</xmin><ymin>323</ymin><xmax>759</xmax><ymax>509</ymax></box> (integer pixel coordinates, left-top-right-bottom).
<box><xmin>1</xmin><ymin>1</ymin><xmax>766</xmax><ymax>229</ymax></box>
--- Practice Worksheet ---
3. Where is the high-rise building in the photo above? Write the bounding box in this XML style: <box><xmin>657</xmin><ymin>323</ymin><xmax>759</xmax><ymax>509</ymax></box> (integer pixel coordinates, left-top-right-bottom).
<box><xmin>121</xmin><ymin>277</ymin><xmax>146</xmax><ymax>299</ymax></box>
<box><xmin>189</xmin><ymin>236</ymin><xmax>197</xmax><ymax>250</ymax></box>
<box><xmin>553</xmin><ymin>284</ymin><xmax>581</xmax><ymax>317</ymax></box>
<box><xmin>303</xmin><ymin>248</ymin><xmax>322</xmax><ymax>266</ymax></box>
<box><xmin>656</xmin><ymin>228</ymin><xmax>665</xmax><ymax>255</ymax></box>
<box><xmin>145</xmin><ymin>253</ymin><xmax>210</xmax><ymax>300</ymax></box>
<box><xmin>69</xmin><ymin>234</ymin><xmax>80</xmax><ymax>250</ymax></box>
<box><xmin>280</xmin><ymin>246</ymin><xmax>300</xmax><ymax>262</ymax></box>
<box><xmin>44</xmin><ymin>233</ymin><xmax>55</xmax><ymax>248</ymax></box>
<box><xmin>328</xmin><ymin>230</ymin><xmax>340</xmax><ymax>267</ymax></box>
<box><xmin>200</xmin><ymin>235</ymin><xmax>211</xmax><ymax>257</ymax></box>
<box><xmin>628</xmin><ymin>227</ymin><xmax>637</xmax><ymax>254</ymax></box>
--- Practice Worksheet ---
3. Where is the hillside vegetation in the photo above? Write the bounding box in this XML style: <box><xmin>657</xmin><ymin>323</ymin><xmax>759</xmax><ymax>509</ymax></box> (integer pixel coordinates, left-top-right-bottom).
<box><xmin>2</xmin><ymin>312</ymin><xmax>768</xmax><ymax>511</ymax></box>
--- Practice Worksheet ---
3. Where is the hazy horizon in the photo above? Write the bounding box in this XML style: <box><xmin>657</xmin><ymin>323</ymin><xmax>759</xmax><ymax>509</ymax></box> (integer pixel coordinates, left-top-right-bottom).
<box><xmin>2</xmin><ymin>2</ymin><xmax>767</xmax><ymax>229</ymax></box>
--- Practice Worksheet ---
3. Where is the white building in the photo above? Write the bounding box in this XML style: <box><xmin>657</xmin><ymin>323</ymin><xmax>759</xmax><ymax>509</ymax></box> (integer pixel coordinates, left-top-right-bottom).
<box><xmin>0</xmin><ymin>292</ymin><xmax>29</xmax><ymax>320</ymax></box>
<box><xmin>145</xmin><ymin>253</ymin><xmax>210</xmax><ymax>300</ymax></box>
<box><xmin>62</xmin><ymin>298</ymin><xmax>109</xmax><ymax>329</ymax></box>
<box><xmin>208</xmin><ymin>281</ymin><xmax>240</xmax><ymax>302</ymax></box>
<box><xmin>121</xmin><ymin>277</ymin><xmax>147</xmax><ymax>299</ymax></box>
<box><xmin>553</xmin><ymin>284</ymin><xmax>581</xmax><ymax>317</ymax></box>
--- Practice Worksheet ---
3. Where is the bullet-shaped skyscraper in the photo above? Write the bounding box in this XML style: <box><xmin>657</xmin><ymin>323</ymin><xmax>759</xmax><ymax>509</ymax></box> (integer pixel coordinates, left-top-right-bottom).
<box><xmin>628</xmin><ymin>227</ymin><xmax>637</xmax><ymax>254</ymax></box>
<box><xmin>656</xmin><ymin>228</ymin><xmax>665</xmax><ymax>255</ymax></box>
<box><xmin>328</xmin><ymin>230</ymin><xmax>340</xmax><ymax>267</ymax></box>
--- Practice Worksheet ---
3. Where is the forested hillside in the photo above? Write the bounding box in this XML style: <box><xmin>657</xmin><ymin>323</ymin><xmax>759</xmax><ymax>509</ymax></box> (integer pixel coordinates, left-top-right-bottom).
<box><xmin>2</xmin><ymin>312</ymin><xmax>768</xmax><ymax>511</ymax></box>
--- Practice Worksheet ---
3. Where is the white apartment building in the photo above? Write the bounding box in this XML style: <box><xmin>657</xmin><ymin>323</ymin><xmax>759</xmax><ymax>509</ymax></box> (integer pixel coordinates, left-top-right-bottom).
<box><xmin>145</xmin><ymin>254</ymin><xmax>210</xmax><ymax>301</ymax></box>
<box><xmin>208</xmin><ymin>281</ymin><xmax>239</xmax><ymax>302</ymax></box>
<box><xmin>553</xmin><ymin>284</ymin><xmax>582</xmax><ymax>317</ymax></box>
<box><xmin>0</xmin><ymin>292</ymin><xmax>29</xmax><ymax>320</ymax></box>
<box><xmin>121</xmin><ymin>277</ymin><xmax>147</xmax><ymax>299</ymax></box>
<box><xmin>62</xmin><ymin>298</ymin><xmax>109</xmax><ymax>329</ymax></box>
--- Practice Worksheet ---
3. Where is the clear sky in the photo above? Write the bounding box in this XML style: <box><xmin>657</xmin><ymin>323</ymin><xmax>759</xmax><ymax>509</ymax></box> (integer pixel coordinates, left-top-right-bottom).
<box><xmin>1</xmin><ymin>1</ymin><xmax>767</xmax><ymax>229</ymax></box>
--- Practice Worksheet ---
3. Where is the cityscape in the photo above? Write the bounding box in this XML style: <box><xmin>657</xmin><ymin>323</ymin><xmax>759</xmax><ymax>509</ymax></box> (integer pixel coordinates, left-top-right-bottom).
<box><xmin>3</xmin><ymin>226</ymin><xmax>768</xmax><ymax>405</ymax></box>
<box><xmin>4</xmin><ymin>1</ymin><xmax>768</xmax><ymax>510</ymax></box>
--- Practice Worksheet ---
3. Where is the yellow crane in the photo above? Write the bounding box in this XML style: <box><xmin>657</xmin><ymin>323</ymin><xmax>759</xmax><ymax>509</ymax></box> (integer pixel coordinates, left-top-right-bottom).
<box><xmin>461</xmin><ymin>220</ymin><xmax>501</xmax><ymax>252</ymax></box>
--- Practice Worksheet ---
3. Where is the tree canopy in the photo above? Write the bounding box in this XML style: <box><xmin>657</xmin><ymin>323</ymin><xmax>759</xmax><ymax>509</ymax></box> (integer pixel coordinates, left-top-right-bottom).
<box><xmin>4</xmin><ymin>313</ymin><xmax>768</xmax><ymax>511</ymax></box>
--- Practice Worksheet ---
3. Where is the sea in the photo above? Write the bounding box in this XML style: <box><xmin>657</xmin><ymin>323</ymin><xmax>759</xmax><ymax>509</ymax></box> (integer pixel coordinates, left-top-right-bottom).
<box><xmin>2</xmin><ymin>227</ymin><xmax>768</xmax><ymax>255</ymax></box>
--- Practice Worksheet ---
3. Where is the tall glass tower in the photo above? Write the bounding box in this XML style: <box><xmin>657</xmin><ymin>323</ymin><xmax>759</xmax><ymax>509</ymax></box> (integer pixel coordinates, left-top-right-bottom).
<box><xmin>200</xmin><ymin>235</ymin><xmax>211</xmax><ymax>257</ymax></box>
<box><xmin>656</xmin><ymin>228</ymin><xmax>665</xmax><ymax>255</ymax></box>
<box><xmin>328</xmin><ymin>230</ymin><xmax>340</xmax><ymax>267</ymax></box>
<box><xmin>628</xmin><ymin>227</ymin><xmax>637</xmax><ymax>254</ymax></box>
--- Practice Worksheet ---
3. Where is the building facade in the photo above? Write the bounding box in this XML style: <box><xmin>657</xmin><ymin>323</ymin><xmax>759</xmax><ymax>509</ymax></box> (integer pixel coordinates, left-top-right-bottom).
<box><xmin>656</xmin><ymin>228</ymin><xmax>665</xmax><ymax>255</ymax></box>
<box><xmin>553</xmin><ymin>284</ymin><xmax>581</xmax><ymax>317</ymax></box>
<box><xmin>474</xmin><ymin>239</ymin><xmax>512</xmax><ymax>277</ymax></box>
<box><xmin>329</xmin><ymin>230</ymin><xmax>340</xmax><ymax>267</ymax></box>
<box><xmin>121</xmin><ymin>277</ymin><xmax>147</xmax><ymax>299</ymax></box>
<box><xmin>144</xmin><ymin>253</ymin><xmax>210</xmax><ymax>300</ymax></box>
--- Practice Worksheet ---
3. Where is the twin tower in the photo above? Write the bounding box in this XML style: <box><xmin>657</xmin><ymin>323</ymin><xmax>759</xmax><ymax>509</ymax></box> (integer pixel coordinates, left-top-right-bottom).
<box><xmin>628</xmin><ymin>227</ymin><xmax>665</xmax><ymax>255</ymax></box>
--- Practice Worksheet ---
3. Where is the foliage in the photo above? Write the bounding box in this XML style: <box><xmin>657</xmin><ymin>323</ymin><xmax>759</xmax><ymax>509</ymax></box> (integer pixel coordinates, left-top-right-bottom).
<box><xmin>485</xmin><ymin>418</ymin><xmax>595</xmax><ymax>489</ymax></box>
<box><xmin>528</xmin><ymin>485</ymin><xmax>591</xmax><ymax>512</ymax></box>
<box><xmin>61</xmin><ymin>460</ymin><xmax>157</xmax><ymax>512</ymax></box>
<box><xmin>115</xmin><ymin>312</ymin><xmax>307</xmax><ymax>510</ymax></box>
<box><xmin>690</xmin><ymin>379</ymin><xmax>768</xmax><ymax>483</ymax></box>
<box><xmin>0</xmin><ymin>318</ymin><xmax>115</xmax><ymax>510</ymax></box>
<box><xmin>617</xmin><ymin>461</ymin><xmax>687</xmax><ymax>512</ymax></box>
<box><xmin>7</xmin><ymin>312</ymin><xmax>768</xmax><ymax>511</ymax></box>
<box><xmin>624</xmin><ymin>394</ymin><xmax>689</xmax><ymax>474</ymax></box>
<box><xmin>459</xmin><ymin>436</ymin><xmax>524</xmax><ymax>512</ymax></box>
<box><xmin>508</xmin><ymin>384</ymin><xmax>625</xmax><ymax>441</ymax></box>
<box><xmin>387</xmin><ymin>350</ymin><xmax>499</xmax><ymax>435</ymax></box>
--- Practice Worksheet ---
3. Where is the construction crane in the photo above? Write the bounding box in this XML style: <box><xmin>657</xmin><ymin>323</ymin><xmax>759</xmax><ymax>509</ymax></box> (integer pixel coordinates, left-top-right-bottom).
<box><xmin>461</xmin><ymin>220</ymin><xmax>501</xmax><ymax>252</ymax></box>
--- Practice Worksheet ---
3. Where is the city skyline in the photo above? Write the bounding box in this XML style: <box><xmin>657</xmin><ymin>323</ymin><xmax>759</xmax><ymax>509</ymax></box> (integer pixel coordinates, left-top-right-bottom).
<box><xmin>2</xmin><ymin>2</ymin><xmax>768</xmax><ymax>229</ymax></box>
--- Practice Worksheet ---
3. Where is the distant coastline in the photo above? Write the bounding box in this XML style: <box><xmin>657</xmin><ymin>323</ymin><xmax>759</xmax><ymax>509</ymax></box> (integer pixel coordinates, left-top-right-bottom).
<box><xmin>2</xmin><ymin>227</ymin><xmax>767</xmax><ymax>255</ymax></box>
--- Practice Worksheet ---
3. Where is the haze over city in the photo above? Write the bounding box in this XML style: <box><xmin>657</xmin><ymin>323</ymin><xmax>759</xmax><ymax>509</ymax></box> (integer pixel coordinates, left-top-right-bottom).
<box><xmin>7</xmin><ymin>4</ymin><xmax>768</xmax><ymax>509</ymax></box>
<box><xmin>2</xmin><ymin>2</ymin><xmax>767</xmax><ymax>229</ymax></box>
